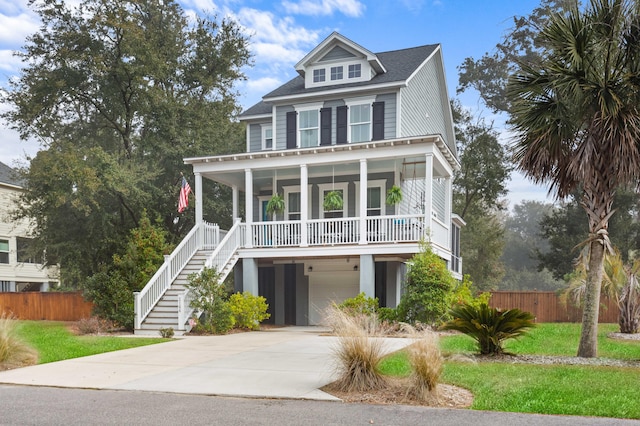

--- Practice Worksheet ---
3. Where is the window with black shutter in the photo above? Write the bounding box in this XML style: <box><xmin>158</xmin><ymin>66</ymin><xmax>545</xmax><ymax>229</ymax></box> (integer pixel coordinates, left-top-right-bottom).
<box><xmin>336</xmin><ymin>105</ymin><xmax>348</xmax><ymax>144</ymax></box>
<box><xmin>320</xmin><ymin>107</ymin><xmax>332</xmax><ymax>146</ymax></box>
<box><xmin>372</xmin><ymin>101</ymin><xmax>385</xmax><ymax>140</ymax></box>
<box><xmin>286</xmin><ymin>111</ymin><xmax>297</xmax><ymax>149</ymax></box>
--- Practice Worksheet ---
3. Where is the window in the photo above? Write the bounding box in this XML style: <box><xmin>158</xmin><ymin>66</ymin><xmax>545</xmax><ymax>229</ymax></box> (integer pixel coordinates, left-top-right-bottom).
<box><xmin>0</xmin><ymin>239</ymin><xmax>8</xmax><ymax>264</ymax></box>
<box><xmin>299</xmin><ymin>110</ymin><xmax>319</xmax><ymax>148</ymax></box>
<box><xmin>17</xmin><ymin>237</ymin><xmax>42</xmax><ymax>264</ymax></box>
<box><xmin>261</xmin><ymin>125</ymin><xmax>273</xmax><ymax>150</ymax></box>
<box><xmin>348</xmin><ymin>64</ymin><xmax>361</xmax><ymax>78</ymax></box>
<box><xmin>349</xmin><ymin>104</ymin><xmax>371</xmax><ymax>143</ymax></box>
<box><xmin>367</xmin><ymin>187</ymin><xmax>382</xmax><ymax>216</ymax></box>
<box><xmin>330</xmin><ymin>66</ymin><xmax>343</xmax><ymax>81</ymax></box>
<box><xmin>313</xmin><ymin>69</ymin><xmax>325</xmax><ymax>82</ymax></box>
<box><xmin>287</xmin><ymin>192</ymin><xmax>301</xmax><ymax>220</ymax></box>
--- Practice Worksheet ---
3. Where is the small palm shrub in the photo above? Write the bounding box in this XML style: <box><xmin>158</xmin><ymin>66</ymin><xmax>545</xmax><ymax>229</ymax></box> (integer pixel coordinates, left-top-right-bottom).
<box><xmin>442</xmin><ymin>303</ymin><xmax>535</xmax><ymax>355</ymax></box>
<box><xmin>228</xmin><ymin>292</ymin><xmax>270</xmax><ymax>330</ymax></box>
<box><xmin>402</xmin><ymin>324</ymin><xmax>442</xmax><ymax>402</ymax></box>
<box><xmin>325</xmin><ymin>305</ymin><xmax>388</xmax><ymax>392</ymax></box>
<box><xmin>0</xmin><ymin>314</ymin><xmax>38</xmax><ymax>368</ymax></box>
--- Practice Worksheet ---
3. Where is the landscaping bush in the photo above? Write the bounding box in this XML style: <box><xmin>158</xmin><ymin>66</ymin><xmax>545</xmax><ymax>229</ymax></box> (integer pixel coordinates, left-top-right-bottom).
<box><xmin>325</xmin><ymin>304</ymin><xmax>388</xmax><ymax>392</ymax></box>
<box><xmin>187</xmin><ymin>267</ymin><xmax>235</xmax><ymax>334</ymax></box>
<box><xmin>159</xmin><ymin>327</ymin><xmax>175</xmax><ymax>338</ymax></box>
<box><xmin>228</xmin><ymin>292</ymin><xmax>270</xmax><ymax>330</ymax></box>
<box><xmin>337</xmin><ymin>292</ymin><xmax>379</xmax><ymax>316</ymax></box>
<box><xmin>377</xmin><ymin>307</ymin><xmax>398</xmax><ymax>323</ymax></box>
<box><xmin>76</xmin><ymin>317</ymin><xmax>114</xmax><ymax>335</ymax></box>
<box><xmin>442</xmin><ymin>302</ymin><xmax>535</xmax><ymax>355</ymax></box>
<box><xmin>0</xmin><ymin>314</ymin><xmax>38</xmax><ymax>368</ymax></box>
<box><xmin>451</xmin><ymin>274</ymin><xmax>491</xmax><ymax>308</ymax></box>
<box><xmin>396</xmin><ymin>244</ymin><xmax>457</xmax><ymax>326</ymax></box>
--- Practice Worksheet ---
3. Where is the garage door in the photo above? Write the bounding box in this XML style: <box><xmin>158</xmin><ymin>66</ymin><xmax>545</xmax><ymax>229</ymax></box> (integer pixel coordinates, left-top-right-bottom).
<box><xmin>308</xmin><ymin>271</ymin><xmax>359</xmax><ymax>325</ymax></box>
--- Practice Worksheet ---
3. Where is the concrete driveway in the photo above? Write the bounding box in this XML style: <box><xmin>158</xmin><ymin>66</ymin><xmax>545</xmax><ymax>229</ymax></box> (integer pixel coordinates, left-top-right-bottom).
<box><xmin>0</xmin><ymin>327</ymin><xmax>410</xmax><ymax>401</ymax></box>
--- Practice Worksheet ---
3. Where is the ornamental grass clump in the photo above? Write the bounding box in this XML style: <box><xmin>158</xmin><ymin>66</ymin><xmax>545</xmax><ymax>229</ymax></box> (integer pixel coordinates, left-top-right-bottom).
<box><xmin>0</xmin><ymin>314</ymin><xmax>38</xmax><ymax>369</ymax></box>
<box><xmin>402</xmin><ymin>324</ymin><xmax>443</xmax><ymax>402</ymax></box>
<box><xmin>325</xmin><ymin>304</ymin><xmax>388</xmax><ymax>392</ymax></box>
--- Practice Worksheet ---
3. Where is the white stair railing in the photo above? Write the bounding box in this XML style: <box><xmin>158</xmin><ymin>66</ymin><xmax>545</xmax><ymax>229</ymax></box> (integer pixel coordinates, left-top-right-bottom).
<box><xmin>177</xmin><ymin>219</ymin><xmax>244</xmax><ymax>330</ymax></box>
<box><xmin>134</xmin><ymin>221</ymin><xmax>219</xmax><ymax>330</ymax></box>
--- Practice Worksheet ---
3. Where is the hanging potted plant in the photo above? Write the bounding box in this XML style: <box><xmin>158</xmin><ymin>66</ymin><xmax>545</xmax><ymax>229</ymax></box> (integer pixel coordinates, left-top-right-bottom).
<box><xmin>266</xmin><ymin>193</ymin><xmax>285</xmax><ymax>216</ymax></box>
<box><xmin>386</xmin><ymin>185</ymin><xmax>403</xmax><ymax>206</ymax></box>
<box><xmin>323</xmin><ymin>190</ymin><xmax>343</xmax><ymax>211</ymax></box>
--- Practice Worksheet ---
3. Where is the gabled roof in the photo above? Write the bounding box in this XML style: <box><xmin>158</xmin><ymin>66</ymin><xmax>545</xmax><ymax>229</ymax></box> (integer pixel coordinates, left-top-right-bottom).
<box><xmin>0</xmin><ymin>161</ymin><xmax>24</xmax><ymax>188</ymax></box>
<box><xmin>294</xmin><ymin>31</ymin><xmax>386</xmax><ymax>77</ymax></box>
<box><xmin>240</xmin><ymin>43</ymin><xmax>439</xmax><ymax>117</ymax></box>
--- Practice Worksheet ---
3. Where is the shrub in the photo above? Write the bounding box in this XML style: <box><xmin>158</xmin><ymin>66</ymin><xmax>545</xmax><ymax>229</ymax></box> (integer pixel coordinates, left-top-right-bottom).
<box><xmin>324</xmin><ymin>305</ymin><xmax>388</xmax><ymax>392</ymax></box>
<box><xmin>228</xmin><ymin>292</ymin><xmax>270</xmax><ymax>330</ymax></box>
<box><xmin>451</xmin><ymin>274</ymin><xmax>491</xmax><ymax>309</ymax></box>
<box><xmin>337</xmin><ymin>292</ymin><xmax>379</xmax><ymax>316</ymax></box>
<box><xmin>377</xmin><ymin>307</ymin><xmax>398</xmax><ymax>323</ymax></box>
<box><xmin>187</xmin><ymin>267</ymin><xmax>235</xmax><ymax>334</ymax></box>
<box><xmin>83</xmin><ymin>271</ymin><xmax>135</xmax><ymax>330</ymax></box>
<box><xmin>396</xmin><ymin>243</ymin><xmax>457</xmax><ymax>326</ymax></box>
<box><xmin>76</xmin><ymin>317</ymin><xmax>113</xmax><ymax>335</ymax></box>
<box><xmin>159</xmin><ymin>327</ymin><xmax>175</xmax><ymax>338</ymax></box>
<box><xmin>442</xmin><ymin>303</ymin><xmax>535</xmax><ymax>355</ymax></box>
<box><xmin>402</xmin><ymin>324</ymin><xmax>443</xmax><ymax>401</ymax></box>
<box><xmin>0</xmin><ymin>314</ymin><xmax>38</xmax><ymax>368</ymax></box>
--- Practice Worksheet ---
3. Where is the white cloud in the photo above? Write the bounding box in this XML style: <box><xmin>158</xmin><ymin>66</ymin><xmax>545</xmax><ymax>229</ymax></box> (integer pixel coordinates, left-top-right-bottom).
<box><xmin>281</xmin><ymin>0</ymin><xmax>364</xmax><ymax>17</ymax></box>
<box><xmin>0</xmin><ymin>12</ymin><xmax>39</xmax><ymax>47</ymax></box>
<box><xmin>0</xmin><ymin>49</ymin><xmax>23</xmax><ymax>73</ymax></box>
<box><xmin>245</xmin><ymin>76</ymin><xmax>282</xmax><ymax>93</ymax></box>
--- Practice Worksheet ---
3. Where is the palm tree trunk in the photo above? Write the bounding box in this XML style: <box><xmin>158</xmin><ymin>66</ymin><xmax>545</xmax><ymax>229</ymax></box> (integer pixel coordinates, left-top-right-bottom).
<box><xmin>577</xmin><ymin>239</ymin><xmax>605</xmax><ymax>357</ymax></box>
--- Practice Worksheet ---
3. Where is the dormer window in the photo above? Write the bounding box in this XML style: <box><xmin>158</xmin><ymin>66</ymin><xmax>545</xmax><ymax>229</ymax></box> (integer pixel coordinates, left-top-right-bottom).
<box><xmin>330</xmin><ymin>66</ymin><xmax>343</xmax><ymax>81</ymax></box>
<box><xmin>313</xmin><ymin>69</ymin><xmax>325</xmax><ymax>83</ymax></box>
<box><xmin>348</xmin><ymin>64</ymin><xmax>361</xmax><ymax>78</ymax></box>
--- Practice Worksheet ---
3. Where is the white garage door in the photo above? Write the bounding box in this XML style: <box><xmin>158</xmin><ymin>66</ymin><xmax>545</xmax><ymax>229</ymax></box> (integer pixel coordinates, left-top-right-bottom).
<box><xmin>308</xmin><ymin>271</ymin><xmax>359</xmax><ymax>325</ymax></box>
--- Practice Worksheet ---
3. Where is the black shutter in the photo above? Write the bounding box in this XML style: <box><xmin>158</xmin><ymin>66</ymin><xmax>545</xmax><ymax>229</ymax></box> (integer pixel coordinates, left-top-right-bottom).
<box><xmin>320</xmin><ymin>107</ymin><xmax>332</xmax><ymax>146</ymax></box>
<box><xmin>336</xmin><ymin>105</ymin><xmax>348</xmax><ymax>144</ymax></box>
<box><xmin>372</xmin><ymin>101</ymin><xmax>385</xmax><ymax>140</ymax></box>
<box><xmin>286</xmin><ymin>111</ymin><xmax>297</xmax><ymax>149</ymax></box>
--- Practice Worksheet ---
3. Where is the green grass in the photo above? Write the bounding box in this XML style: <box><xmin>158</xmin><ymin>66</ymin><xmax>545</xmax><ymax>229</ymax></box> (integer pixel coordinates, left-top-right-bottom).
<box><xmin>14</xmin><ymin>321</ymin><xmax>168</xmax><ymax>364</ymax></box>
<box><xmin>379</xmin><ymin>323</ymin><xmax>640</xmax><ymax>419</ymax></box>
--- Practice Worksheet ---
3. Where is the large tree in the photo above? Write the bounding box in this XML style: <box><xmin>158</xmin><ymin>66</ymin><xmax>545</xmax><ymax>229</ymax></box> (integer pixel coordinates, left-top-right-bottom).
<box><xmin>507</xmin><ymin>0</ymin><xmax>640</xmax><ymax>357</ymax></box>
<box><xmin>2</xmin><ymin>0</ymin><xmax>250</xmax><ymax>287</ymax></box>
<box><xmin>452</xmin><ymin>101</ymin><xmax>511</xmax><ymax>290</ymax></box>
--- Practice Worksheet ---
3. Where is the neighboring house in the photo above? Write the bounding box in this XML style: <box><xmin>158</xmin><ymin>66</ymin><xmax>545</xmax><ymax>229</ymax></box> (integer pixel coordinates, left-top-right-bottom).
<box><xmin>0</xmin><ymin>161</ymin><xmax>58</xmax><ymax>292</ymax></box>
<box><xmin>134</xmin><ymin>32</ymin><xmax>462</xmax><ymax>334</ymax></box>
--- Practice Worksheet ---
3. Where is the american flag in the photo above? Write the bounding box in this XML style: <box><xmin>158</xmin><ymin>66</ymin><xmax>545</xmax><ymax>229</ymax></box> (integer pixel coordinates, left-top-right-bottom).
<box><xmin>178</xmin><ymin>176</ymin><xmax>191</xmax><ymax>213</ymax></box>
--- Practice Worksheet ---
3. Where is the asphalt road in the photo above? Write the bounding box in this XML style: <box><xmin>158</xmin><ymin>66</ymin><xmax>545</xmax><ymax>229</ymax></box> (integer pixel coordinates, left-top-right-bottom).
<box><xmin>1</xmin><ymin>385</ymin><xmax>638</xmax><ymax>426</ymax></box>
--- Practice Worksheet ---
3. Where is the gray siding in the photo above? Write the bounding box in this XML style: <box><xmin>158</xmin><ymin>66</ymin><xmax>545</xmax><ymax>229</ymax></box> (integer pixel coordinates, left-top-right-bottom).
<box><xmin>399</xmin><ymin>53</ymin><xmax>449</xmax><ymax>145</ymax></box>
<box><xmin>432</xmin><ymin>178</ymin><xmax>446</xmax><ymax>220</ymax></box>
<box><xmin>275</xmin><ymin>105</ymin><xmax>294</xmax><ymax>150</ymax></box>
<box><xmin>249</xmin><ymin>123</ymin><xmax>263</xmax><ymax>152</ymax></box>
<box><xmin>375</xmin><ymin>93</ymin><xmax>397</xmax><ymax>139</ymax></box>
<box><xmin>320</xmin><ymin>46</ymin><xmax>356</xmax><ymax>61</ymax></box>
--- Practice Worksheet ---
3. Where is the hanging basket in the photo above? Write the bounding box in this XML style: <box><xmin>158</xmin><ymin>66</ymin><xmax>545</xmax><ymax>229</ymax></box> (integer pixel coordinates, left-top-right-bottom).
<box><xmin>323</xmin><ymin>190</ymin><xmax>343</xmax><ymax>211</ymax></box>
<box><xmin>386</xmin><ymin>185</ymin><xmax>403</xmax><ymax>206</ymax></box>
<box><xmin>266</xmin><ymin>193</ymin><xmax>285</xmax><ymax>215</ymax></box>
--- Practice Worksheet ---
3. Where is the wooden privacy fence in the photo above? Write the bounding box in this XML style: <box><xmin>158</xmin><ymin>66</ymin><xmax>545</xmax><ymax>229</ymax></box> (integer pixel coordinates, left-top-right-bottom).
<box><xmin>0</xmin><ymin>292</ymin><xmax>93</xmax><ymax>321</ymax></box>
<box><xmin>489</xmin><ymin>291</ymin><xmax>619</xmax><ymax>323</ymax></box>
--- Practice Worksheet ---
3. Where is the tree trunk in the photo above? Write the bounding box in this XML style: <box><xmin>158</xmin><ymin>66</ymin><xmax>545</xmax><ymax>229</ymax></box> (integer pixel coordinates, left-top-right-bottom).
<box><xmin>577</xmin><ymin>239</ymin><xmax>605</xmax><ymax>357</ymax></box>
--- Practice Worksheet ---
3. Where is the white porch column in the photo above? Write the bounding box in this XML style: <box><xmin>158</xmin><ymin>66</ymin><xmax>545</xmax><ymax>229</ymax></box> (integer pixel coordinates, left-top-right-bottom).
<box><xmin>424</xmin><ymin>154</ymin><xmax>433</xmax><ymax>236</ymax></box>
<box><xmin>195</xmin><ymin>172</ymin><xmax>203</xmax><ymax>225</ymax></box>
<box><xmin>300</xmin><ymin>164</ymin><xmax>308</xmax><ymax>247</ymax></box>
<box><xmin>359</xmin><ymin>254</ymin><xmax>375</xmax><ymax>298</ymax></box>
<box><xmin>245</xmin><ymin>168</ymin><xmax>253</xmax><ymax>248</ymax></box>
<box><xmin>232</xmin><ymin>185</ymin><xmax>239</xmax><ymax>221</ymax></box>
<box><xmin>359</xmin><ymin>159</ymin><xmax>368</xmax><ymax>245</ymax></box>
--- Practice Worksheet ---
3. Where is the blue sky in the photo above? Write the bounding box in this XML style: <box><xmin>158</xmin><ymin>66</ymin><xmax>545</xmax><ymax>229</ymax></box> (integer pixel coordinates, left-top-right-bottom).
<box><xmin>0</xmin><ymin>0</ymin><xmax>548</xmax><ymax>207</ymax></box>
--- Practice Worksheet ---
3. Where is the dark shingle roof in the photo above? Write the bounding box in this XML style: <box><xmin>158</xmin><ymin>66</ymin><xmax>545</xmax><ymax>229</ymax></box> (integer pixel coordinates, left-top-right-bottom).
<box><xmin>0</xmin><ymin>161</ymin><xmax>24</xmax><ymax>188</ymax></box>
<box><xmin>240</xmin><ymin>44</ymin><xmax>439</xmax><ymax>118</ymax></box>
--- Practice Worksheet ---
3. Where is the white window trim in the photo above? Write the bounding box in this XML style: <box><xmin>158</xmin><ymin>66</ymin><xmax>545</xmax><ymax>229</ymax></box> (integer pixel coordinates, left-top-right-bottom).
<box><xmin>345</xmin><ymin>96</ymin><xmax>376</xmax><ymax>143</ymax></box>
<box><xmin>330</xmin><ymin>65</ymin><xmax>344</xmax><ymax>81</ymax></box>
<box><xmin>305</xmin><ymin>59</ymin><xmax>370</xmax><ymax>88</ymax></box>
<box><xmin>348</xmin><ymin>63</ymin><xmax>361</xmax><ymax>79</ymax></box>
<box><xmin>294</xmin><ymin>102</ymin><xmax>323</xmax><ymax>148</ymax></box>
<box><xmin>354</xmin><ymin>179</ymin><xmax>386</xmax><ymax>216</ymax></box>
<box><xmin>312</xmin><ymin>68</ymin><xmax>325</xmax><ymax>83</ymax></box>
<box><xmin>260</xmin><ymin>123</ymin><xmax>273</xmax><ymax>151</ymax></box>
<box><xmin>318</xmin><ymin>182</ymin><xmax>349</xmax><ymax>219</ymax></box>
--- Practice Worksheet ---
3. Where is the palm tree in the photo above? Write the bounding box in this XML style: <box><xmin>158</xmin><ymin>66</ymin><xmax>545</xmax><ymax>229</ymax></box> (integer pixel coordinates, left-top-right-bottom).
<box><xmin>507</xmin><ymin>0</ymin><xmax>640</xmax><ymax>357</ymax></box>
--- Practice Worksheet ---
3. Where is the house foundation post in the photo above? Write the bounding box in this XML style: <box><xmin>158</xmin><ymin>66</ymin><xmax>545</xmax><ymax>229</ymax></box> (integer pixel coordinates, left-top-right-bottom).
<box><xmin>359</xmin><ymin>254</ymin><xmax>375</xmax><ymax>298</ymax></box>
<box><xmin>242</xmin><ymin>258</ymin><xmax>259</xmax><ymax>295</ymax></box>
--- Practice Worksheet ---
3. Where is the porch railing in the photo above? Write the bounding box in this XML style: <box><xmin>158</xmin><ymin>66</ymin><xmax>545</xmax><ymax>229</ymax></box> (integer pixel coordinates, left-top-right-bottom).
<box><xmin>134</xmin><ymin>221</ymin><xmax>219</xmax><ymax>330</ymax></box>
<box><xmin>307</xmin><ymin>217</ymin><xmax>359</xmax><ymax>245</ymax></box>
<box><xmin>177</xmin><ymin>219</ymin><xmax>243</xmax><ymax>331</ymax></box>
<box><xmin>249</xmin><ymin>221</ymin><xmax>302</xmax><ymax>247</ymax></box>
<box><xmin>365</xmin><ymin>215</ymin><xmax>426</xmax><ymax>243</ymax></box>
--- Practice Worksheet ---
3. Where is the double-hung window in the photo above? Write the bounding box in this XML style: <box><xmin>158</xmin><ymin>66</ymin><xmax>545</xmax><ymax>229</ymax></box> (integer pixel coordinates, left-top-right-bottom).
<box><xmin>261</xmin><ymin>124</ymin><xmax>273</xmax><ymax>150</ymax></box>
<box><xmin>330</xmin><ymin>66</ymin><xmax>343</xmax><ymax>81</ymax></box>
<box><xmin>367</xmin><ymin>187</ymin><xmax>382</xmax><ymax>216</ymax></box>
<box><xmin>0</xmin><ymin>239</ymin><xmax>8</xmax><ymax>264</ymax></box>
<box><xmin>349</xmin><ymin>104</ymin><xmax>371</xmax><ymax>143</ymax></box>
<box><xmin>348</xmin><ymin>64</ymin><xmax>361</xmax><ymax>78</ymax></box>
<box><xmin>287</xmin><ymin>192</ymin><xmax>301</xmax><ymax>220</ymax></box>
<box><xmin>313</xmin><ymin>69</ymin><xmax>325</xmax><ymax>83</ymax></box>
<box><xmin>299</xmin><ymin>109</ymin><xmax>319</xmax><ymax>148</ymax></box>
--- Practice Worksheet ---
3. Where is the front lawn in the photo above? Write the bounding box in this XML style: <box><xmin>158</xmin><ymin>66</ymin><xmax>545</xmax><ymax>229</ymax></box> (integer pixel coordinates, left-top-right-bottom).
<box><xmin>14</xmin><ymin>321</ymin><xmax>167</xmax><ymax>364</ymax></box>
<box><xmin>379</xmin><ymin>323</ymin><xmax>640</xmax><ymax>419</ymax></box>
